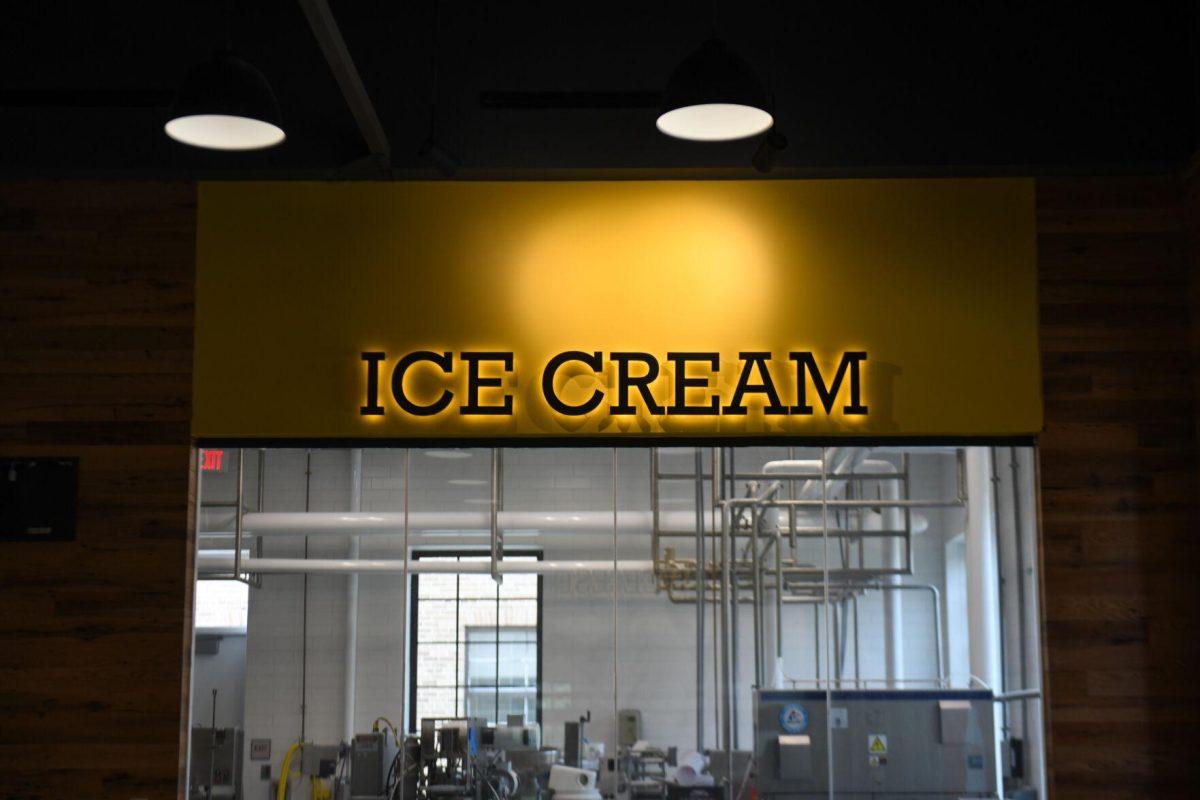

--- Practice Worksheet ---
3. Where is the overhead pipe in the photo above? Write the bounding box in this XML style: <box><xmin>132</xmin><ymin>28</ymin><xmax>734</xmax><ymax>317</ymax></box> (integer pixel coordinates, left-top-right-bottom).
<box><xmin>237</xmin><ymin>509</ymin><xmax>721</xmax><ymax>534</ymax></box>
<box><xmin>212</xmin><ymin>504</ymin><xmax>941</xmax><ymax>540</ymax></box>
<box><xmin>198</xmin><ymin>554</ymin><xmax>653</xmax><ymax>575</ymax></box>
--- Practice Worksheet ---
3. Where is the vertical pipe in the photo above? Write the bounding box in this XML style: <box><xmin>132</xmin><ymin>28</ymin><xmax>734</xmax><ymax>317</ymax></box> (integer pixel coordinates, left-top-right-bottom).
<box><xmin>398</xmin><ymin>448</ymin><xmax>410</xmax><ymax>800</ymax></box>
<box><xmin>965</xmin><ymin>446</ymin><xmax>1004</xmax><ymax>792</ymax></box>
<box><xmin>774</xmin><ymin>530</ymin><xmax>783</xmax><ymax>687</ymax></box>
<box><xmin>787</xmin><ymin>446</ymin><xmax>797</xmax><ymax>551</ymax></box>
<box><xmin>493</xmin><ymin>448</ymin><xmax>504</xmax><ymax>721</ymax></box>
<box><xmin>1010</xmin><ymin>448</ymin><xmax>1030</xmax><ymax>717</ymax></box>
<box><xmin>831</xmin><ymin>602</ymin><xmax>841</xmax><ymax>687</ymax></box>
<box><xmin>1014</xmin><ymin>447</ymin><xmax>1047</xmax><ymax>796</ymax></box>
<box><xmin>712</xmin><ymin>561</ymin><xmax>721</xmax><ymax>748</ymax></box>
<box><xmin>851</xmin><ymin>594</ymin><xmax>861</xmax><ymax>688</ymax></box>
<box><xmin>254</xmin><ymin>449</ymin><xmax>266</xmax><ymax>588</ymax></box>
<box><xmin>490</xmin><ymin>448</ymin><xmax>502</xmax><ymax>583</ymax></box>
<box><xmin>692</xmin><ymin>447</ymin><xmax>706</xmax><ymax>752</ymax></box>
<box><xmin>989</xmin><ymin>447</ymin><xmax>1011</xmax><ymax>744</ymax></box>
<box><xmin>818</xmin><ymin>448</ymin><xmax>834</xmax><ymax>800</ymax></box>
<box><xmin>344</xmin><ymin>449</ymin><xmax>362</xmax><ymax>744</ymax></box>
<box><xmin>880</xmin><ymin>466</ymin><xmax>905</xmax><ymax>687</ymax></box>
<box><xmin>751</xmin><ymin>507</ymin><xmax>762</xmax><ymax>688</ymax></box>
<box><xmin>812</xmin><ymin>603</ymin><xmax>820</xmax><ymax>682</ymax></box>
<box><xmin>651</xmin><ymin>450</ymin><xmax>661</xmax><ymax>567</ymax></box>
<box><xmin>300</xmin><ymin>451</ymin><xmax>312</xmax><ymax>743</ymax></box>
<box><xmin>725</xmin><ymin>450</ymin><xmax>739</xmax><ymax>749</ymax></box>
<box><xmin>714</xmin><ymin>450</ymin><xmax>732</xmax><ymax>770</ymax></box>
<box><xmin>612</xmin><ymin>448</ymin><xmax>619</xmax><ymax>754</ymax></box>
<box><xmin>927</xmin><ymin>585</ymin><xmax>945</xmax><ymax>686</ymax></box>
<box><xmin>233</xmin><ymin>449</ymin><xmax>245</xmax><ymax>580</ymax></box>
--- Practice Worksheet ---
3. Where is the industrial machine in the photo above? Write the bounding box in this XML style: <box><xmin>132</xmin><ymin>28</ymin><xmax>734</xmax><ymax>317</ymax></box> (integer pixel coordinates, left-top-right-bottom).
<box><xmin>410</xmin><ymin>717</ymin><xmax>520</xmax><ymax>800</ymax></box>
<box><xmin>350</xmin><ymin>731</ymin><xmax>400</xmax><ymax>800</ymax></box>
<box><xmin>188</xmin><ymin>726</ymin><xmax>243</xmax><ymax>799</ymax></box>
<box><xmin>507</xmin><ymin>747</ymin><xmax>558</xmax><ymax>800</ymax></box>
<box><xmin>753</xmin><ymin>689</ymin><xmax>998</xmax><ymax>798</ymax></box>
<box><xmin>493</xmin><ymin>719</ymin><xmax>553</xmax><ymax>800</ymax></box>
<box><xmin>600</xmin><ymin>745</ymin><xmax>675</xmax><ymax>800</ymax></box>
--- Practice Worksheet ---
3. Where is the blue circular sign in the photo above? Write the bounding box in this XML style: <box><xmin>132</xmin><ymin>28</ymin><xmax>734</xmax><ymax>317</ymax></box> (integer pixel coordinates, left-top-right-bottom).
<box><xmin>779</xmin><ymin>703</ymin><xmax>809</xmax><ymax>734</ymax></box>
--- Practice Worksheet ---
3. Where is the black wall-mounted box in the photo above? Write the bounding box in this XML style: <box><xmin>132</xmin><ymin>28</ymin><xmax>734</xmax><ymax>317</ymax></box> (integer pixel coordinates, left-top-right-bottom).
<box><xmin>1</xmin><ymin>458</ymin><xmax>78</xmax><ymax>542</ymax></box>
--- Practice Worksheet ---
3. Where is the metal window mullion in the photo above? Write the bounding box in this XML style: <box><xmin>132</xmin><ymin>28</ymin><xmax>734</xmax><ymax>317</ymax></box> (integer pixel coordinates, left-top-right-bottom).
<box><xmin>455</xmin><ymin>558</ymin><xmax>462</xmax><ymax>717</ymax></box>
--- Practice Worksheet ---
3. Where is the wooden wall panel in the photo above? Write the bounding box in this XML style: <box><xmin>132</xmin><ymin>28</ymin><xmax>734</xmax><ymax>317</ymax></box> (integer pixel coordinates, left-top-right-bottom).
<box><xmin>1038</xmin><ymin>176</ymin><xmax>1200</xmax><ymax>799</ymax></box>
<box><xmin>0</xmin><ymin>182</ymin><xmax>196</xmax><ymax>800</ymax></box>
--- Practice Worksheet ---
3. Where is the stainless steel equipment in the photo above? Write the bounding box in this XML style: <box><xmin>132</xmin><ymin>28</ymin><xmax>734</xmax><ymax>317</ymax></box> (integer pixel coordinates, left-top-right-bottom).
<box><xmin>351</xmin><ymin>730</ymin><xmax>399</xmax><ymax>799</ymax></box>
<box><xmin>188</xmin><ymin>726</ymin><xmax>243</xmax><ymax>799</ymax></box>
<box><xmin>303</xmin><ymin>743</ymin><xmax>342</xmax><ymax>779</ymax></box>
<box><xmin>415</xmin><ymin>717</ymin><xmax>508</xmax><ymax>800</ymax></box>
<box><xmin>754</xmin><ymin>689</ymin><xmax>998</xmax><ymax>798</ymax></box>
<box><xmin>507</xmin><ymin>747</ymin><xmax>559</xmax><ymax>800</ymax></box>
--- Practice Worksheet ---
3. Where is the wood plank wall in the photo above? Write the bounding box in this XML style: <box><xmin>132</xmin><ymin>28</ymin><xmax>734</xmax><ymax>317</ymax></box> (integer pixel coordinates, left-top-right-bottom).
<box><xmin>0</xmin><ymin>178</ymin><xmax>1198</xmax><ymax>799</ymax></box>
<box><xmin>1037</xmin><ymin>176</ymin><xmax>1200</xmax><ymax>798</ymax></box>
<box><xmin>0</xmin><ymin>182</ymin><xmax>196</xmax><ymax>800</ymax></box>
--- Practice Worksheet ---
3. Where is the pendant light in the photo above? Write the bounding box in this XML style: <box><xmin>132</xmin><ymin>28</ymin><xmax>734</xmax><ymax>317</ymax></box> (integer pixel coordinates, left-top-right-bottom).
<box><xmin>165</xmin><ymin>51</ymin><xmax>285</xmax><ymax>151</ymax></box>
<box><xmin>657</xmin><ymin>38</ymin><xmax>773</xmax><ymax>142</ymax></box>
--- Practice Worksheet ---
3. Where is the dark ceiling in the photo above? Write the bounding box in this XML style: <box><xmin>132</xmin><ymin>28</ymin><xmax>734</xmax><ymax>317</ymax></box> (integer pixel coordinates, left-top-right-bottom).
<box><xmin>2</xmin><ymin>0</ymin><xmax>1197</xmax><ymax>179</ymax></box>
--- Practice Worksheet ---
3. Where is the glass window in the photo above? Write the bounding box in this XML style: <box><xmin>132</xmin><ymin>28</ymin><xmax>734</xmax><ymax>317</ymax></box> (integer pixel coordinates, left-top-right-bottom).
<box><xmin>193</xmin><ymin>578</ymin><xmax>248</xmax><ymax>632</ymax></box>
<box><xmin>411</xmin><ymin>552</ymin><xmax>541</xmax><ymax>727</ymax></box>
<box><xmin>465</xmin><ymin>627</ymin><xmax>538</xmax><ymax>723</ymax></box>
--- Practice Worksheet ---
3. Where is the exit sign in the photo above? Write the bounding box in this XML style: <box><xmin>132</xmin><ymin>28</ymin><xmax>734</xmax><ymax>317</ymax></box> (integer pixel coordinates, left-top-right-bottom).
<box><xmin>200</xmin><ymin>449</ymin><xmax>225</xmax><ymax>473</ymax></box>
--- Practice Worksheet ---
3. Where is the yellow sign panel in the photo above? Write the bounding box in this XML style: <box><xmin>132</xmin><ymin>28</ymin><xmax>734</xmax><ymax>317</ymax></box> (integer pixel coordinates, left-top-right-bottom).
<box><xmin>193</xmin><ymin>179</ymin><xmax>1040</xmax><ymax>440</ymax></box>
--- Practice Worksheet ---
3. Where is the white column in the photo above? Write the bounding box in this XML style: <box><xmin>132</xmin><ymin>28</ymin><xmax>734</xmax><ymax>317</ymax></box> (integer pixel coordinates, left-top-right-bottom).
<box><xmin>857</xmin><ymin>461</ymin><xmax>904</xmax><ymax>686</ymax></box>
<box><xmin>880</xmin><ymin>475</ymin><xmax>905</xmax><ymax>687</ymax></box>
<box><xmin>1014</xmin><ymin>447</ymin><xmax>1047</xmax><ymax>796</ymax></box>
<box><xmin>964</xmin><ymin>446</ymin><xmax>1004</xmax><ymax>792</ymax></box>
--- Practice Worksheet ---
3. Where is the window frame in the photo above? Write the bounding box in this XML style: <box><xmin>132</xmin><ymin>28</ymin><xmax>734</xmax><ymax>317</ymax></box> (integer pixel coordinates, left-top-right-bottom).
<box><xmin>407</xmin><ymin>549</ymin><xmax>543</xmax><ymax>732</ymax></box>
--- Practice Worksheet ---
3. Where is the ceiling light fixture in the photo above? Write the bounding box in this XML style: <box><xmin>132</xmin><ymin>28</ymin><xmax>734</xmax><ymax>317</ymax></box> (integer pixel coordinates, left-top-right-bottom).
<box><xmin>657</xmin><ymin>38</ymin><xmax>773</xmax><ymax>142</ymax></box>
<box><xmin>165</xmin><ymin>51</ymin><xmax>285</xmax><ymax>151</ymax></box>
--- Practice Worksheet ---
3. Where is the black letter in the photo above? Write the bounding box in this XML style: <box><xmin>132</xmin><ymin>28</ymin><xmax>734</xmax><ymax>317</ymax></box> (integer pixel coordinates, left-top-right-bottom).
<box><xmin>722</xmin><ymin>352</ymin><xmax>788</xmax><ymax>415</ymax></box>
<box><xmin>666</xmin><ymin>352</ymin><xmax>720</xmax><ymax>415</ymax></box>
<box><xmin>789</xmin><ymin>351</ymin><xmax>869</xmax><ymax>415</ymax></box>
<box><xmin>391</xmin><ymin>351</ymin><xmax>454</xmax><ymax>416</ymax></box>
<box><xmin>610</xmin><ymin>352</ymin><xmax>664</xmax><ymax>415</ymax></box>
<box><xmin>542</xmin><ymin>351</ymin><xmax>604</xmax><ymax>415</ymax></box>
<box><xmin>360</xmin><ymin>351</ymin><xmax>386</xmax><ymax>416</ymax></box>
<box><xmin>460</xmin><ymin>352</ymin><xmax>514</xmax><ymax>415</ymax></box>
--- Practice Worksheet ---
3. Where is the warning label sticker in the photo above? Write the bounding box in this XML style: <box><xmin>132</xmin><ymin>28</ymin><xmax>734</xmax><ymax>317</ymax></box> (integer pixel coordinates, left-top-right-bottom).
<box><xmin>867</xmin><ymin>734</ymin><xmax>888</xmax><ymax>755</ymax></box>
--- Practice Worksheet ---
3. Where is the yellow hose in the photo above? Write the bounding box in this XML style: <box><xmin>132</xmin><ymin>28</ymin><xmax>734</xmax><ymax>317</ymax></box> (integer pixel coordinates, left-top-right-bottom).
<box><xmin>277</xmin><ymin>742</ymin><xmax>303</xmax><ymax>800</ymax></box>
<box><xmin>371</xmin><ymin>716</ymin><xmax>400</xmax><ymax>742</ymax></box>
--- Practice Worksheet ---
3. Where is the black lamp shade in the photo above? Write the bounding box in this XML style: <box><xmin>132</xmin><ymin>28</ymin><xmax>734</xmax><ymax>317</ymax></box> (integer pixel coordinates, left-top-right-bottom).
<box><xmin>165</xmin><ymin>52</ymin><xmax>285</xmax><ymax>151</ymax></box>
<box><xmin>657</xmin><ymin>39</ymin><xmax>773</xmax><ymax>142</ymax></box>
